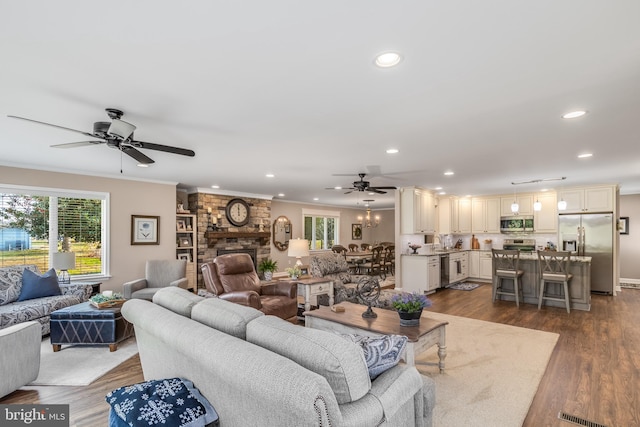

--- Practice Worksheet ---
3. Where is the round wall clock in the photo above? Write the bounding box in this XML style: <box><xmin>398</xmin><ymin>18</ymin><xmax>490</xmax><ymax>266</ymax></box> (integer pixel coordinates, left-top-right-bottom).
<box><xmin>225</xmin><ymin>198</ymin><xmax>250</xmax><ymax>227</ymax></box>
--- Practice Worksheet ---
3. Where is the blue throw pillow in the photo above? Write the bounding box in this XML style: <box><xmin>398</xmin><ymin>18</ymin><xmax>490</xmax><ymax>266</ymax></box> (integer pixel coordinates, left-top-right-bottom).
<box><xmin>340</xmin><ymin>333</ymin><xmax>408</xmax><ymax>379</ymax></box>
<box><xmin>17</xmin><ymin>268</ymin><xmax>61</xmax><ymax>301</ymax></box>
<box><xmin>106</xmin><ymin>378</ymin><xmax>219</xmax><ymax>427</ymax></box>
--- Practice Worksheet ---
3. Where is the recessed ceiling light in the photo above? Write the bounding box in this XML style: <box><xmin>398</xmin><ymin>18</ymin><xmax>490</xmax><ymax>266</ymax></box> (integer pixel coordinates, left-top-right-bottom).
<box><xmin>439</xmin><ymin>191</ymin><xmax>446</xmax><ymax>195</ymax></box>
<box><xmin>386</xmin><ymin>148</ymin><xmax>399</xmax><ymax>154</ymax></box>
<box><xmin>375</xmin><ymin>52</ymin><xmax>402</xmax><ymax>68</ymax></box>
<box><xmin>368</xmin><ymin>192</ymin><xmax>376</xmax><ymax>195</ymax></box>
<box><xmin>444</xmin><ymin>171</ymin><xmax>454</xmax><ymax>176</ymax></box>
<box><xmin>265</xmin><ymin>173</ymin><xmax>275</xmax><ymax>178</ymax></box>
<box><xmin>434</xmin><ymin>187</ymin><xmax>443</xmax><ymax>190</ymax></box>
<box><xmin>278</xmin><ymin>193</ymin><xmax>285</xmax><ymax>197</ymax></box>
<box><xmin>211</xmin><ymin>185</ymin><xmax>220</xmax><ymax>189</ymax></box>
<box><xmin>578</xmin><ymin>153</ymin><xmax>593</xmax><ymax>158</ymax></box>
<box><xmin>313</xmin><ymin>197</ymin><xmax>319</xmax><ymax>201</ymax></box>
<box><xmin>334</xmin><ymin>186</ymin><xmax>342</xmax><ymax>190</ymax></box>
<box><xmin>562</xmin><ymin>110</ymin><xmax>587</xmax><ymax>119</ymax></box>
<box><xmin>137</xmin><ymin>163</ymin><xmax>148</xmax><ymax>168</ymax></box>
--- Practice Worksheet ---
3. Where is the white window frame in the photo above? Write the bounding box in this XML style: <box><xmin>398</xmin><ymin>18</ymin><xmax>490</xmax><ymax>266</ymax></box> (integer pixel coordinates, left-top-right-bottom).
<box><xmin>302</xmin><ymin>208</ymin><xmax>340</xmax><ymax>251</ymax></box>
<box><xmin>0</xmin><ymin>184</ymin><xmax>110</xmax><ymax>280</ymax></box>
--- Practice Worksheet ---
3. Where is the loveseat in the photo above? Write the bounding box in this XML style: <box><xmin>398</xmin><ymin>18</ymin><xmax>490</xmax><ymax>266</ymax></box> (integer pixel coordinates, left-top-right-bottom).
<box><xmin>122</xmin><ymin>287</ymin><xmax>435</xmax><ymax>426</ymax></box>
<box><xmin>0</xmin><ymin>264</ymin><xmax>93</xmax><ymax>336</ymax></box>
<box><xmin>309</xmin><ymin>252</ymin><xmax>398</xmax><ymax>310</ymax></box>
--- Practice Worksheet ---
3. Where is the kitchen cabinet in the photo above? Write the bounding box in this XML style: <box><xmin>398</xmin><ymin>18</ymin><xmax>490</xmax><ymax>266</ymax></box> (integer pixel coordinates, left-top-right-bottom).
<box><xmin>448</xmin><ymin>251</ymin><xmax>468</xmax><ymax>284</ymax></box>
<box><xmin>439</xmin><ymin>197</ymin><xmax>471</xmax><ymax>234</ymax></box>
<box><xmin>557</xmin><ymin>186</ymin><xmax>614</xmax><ymax>213</ymax></box>
<box><xmin>468</xmin><ymin>250</ymin><xmax>492</xmax><ymax>281</ymax></box>
<box><xmin>471</xmin><ymin>197</ymin><xmax>500</xmax><ymax>233</ymax></box>
<box><xmin>533</xmin><ymin>192</ymin><xmax>557</xmax><ymax>233</ymax></box>
<box><xmin>401</xmin><ymin>187</ymin><xmax>436</xmax><ymax>234</ymax></box>
<box><xmin>500</xmin><ymin>194</ymin><xmax>533</xmax><ymax>216</ymax></box>
<box><xmin>427</xmin><ymin>255</ymin><xmax>440</xmax><ymax>292</ymax></box>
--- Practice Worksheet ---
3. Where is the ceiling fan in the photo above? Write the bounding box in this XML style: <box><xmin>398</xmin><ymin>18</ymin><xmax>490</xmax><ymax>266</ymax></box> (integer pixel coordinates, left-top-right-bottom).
<box><xmin>326</xmin><ymin>173</ymin><xmax>397</xmax><ymax>194</ymax></box>
<box><xmin>7</xmin><ymin>108</ymin><xmax>195</xmax><ymax>165</ymax></box>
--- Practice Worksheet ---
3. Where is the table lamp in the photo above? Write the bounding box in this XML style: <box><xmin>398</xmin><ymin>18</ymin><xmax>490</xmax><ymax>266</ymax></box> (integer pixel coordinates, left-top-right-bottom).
<box><xmin>288</xmin><ymin>238</ymin><xmax>309</xmax><ymax>266</ymax></box>
<box><xmin>51</xmin><ymin>252</ymin><xmax>76</xmax><ymax>284</ymax></box>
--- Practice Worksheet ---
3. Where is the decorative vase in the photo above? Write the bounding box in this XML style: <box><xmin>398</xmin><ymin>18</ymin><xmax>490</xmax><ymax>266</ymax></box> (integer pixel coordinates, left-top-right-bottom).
<box><xmin>264</xmin><ymin>271</ymin><xmax>273</xmax><ymax>281</ymax></box>
<box><xmin>290</xmin><ymin>275</ymin><xmax>298</xmax><ymax>280</ymax></box>
<box><xmin>398</xmin><ymin>309</ymin><xmax>423</xmax><ymax>327</ymax></box>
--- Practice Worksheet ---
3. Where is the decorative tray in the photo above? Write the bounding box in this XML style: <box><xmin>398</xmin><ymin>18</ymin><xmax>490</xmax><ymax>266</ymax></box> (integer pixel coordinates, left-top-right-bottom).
<box><xmin>90</xmin><ymin>299</ymin><xmax>126</xmax><ymax>308</ymax></box>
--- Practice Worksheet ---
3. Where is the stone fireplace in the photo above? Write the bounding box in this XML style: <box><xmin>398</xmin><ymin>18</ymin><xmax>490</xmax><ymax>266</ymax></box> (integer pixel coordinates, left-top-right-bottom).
<box><xmin>187</xmin><ymin>192</ymin><xmax>271</xmax><ymax>291</ymax></box>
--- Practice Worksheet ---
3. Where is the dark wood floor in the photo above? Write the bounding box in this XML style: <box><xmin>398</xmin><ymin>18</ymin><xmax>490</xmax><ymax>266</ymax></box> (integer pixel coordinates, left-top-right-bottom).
<box><xmin>2</xmin><ymin>285</ymin><xmax>639</xmax><ymax>426</ymax></box>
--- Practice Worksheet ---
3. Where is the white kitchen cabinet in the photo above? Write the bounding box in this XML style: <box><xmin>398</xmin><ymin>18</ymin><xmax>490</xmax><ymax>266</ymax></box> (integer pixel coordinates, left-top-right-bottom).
<box><xmin>427</xmin><ymin>255</ymin><xmax>440</xmax><ymax>292</ymax></box>
<box><xmin>533</xmin><ymin>192</ymin><xmax>558</xmax><ymax>233</ymax></box>
<box><xmin>401</xmin><ymin>187</ymin><xmax>436</xmax><ymax>234</ymax></box>
<box><xmin>438</xmin><ymin>197</ymin><xmax>471</xmax><ymax>234</ymax></box>
<box><xmin>479</xmin><ymin>251</ymin><xmax>493</xmax><ymax>280</ymax></box>
<box><xmin>448</xmin><ymin>251</ymin><xmax>468</xmax><ymax>284</ymax></box>
<box><xmin>471</xmin><ymin>197</ymin><xmax>500</xmax><ymax>233</ymax></box>
<box><xmin>557</xmin><ymin>186</ymin><xmax>614</xmax><ymax>213</ymax></box>
<box><xmin>500</xmin><ymin>194</ymin><xmax>533</xmax><ymax>216</ymax></box>
<box><xmin>468</xmin><ymin>250</ymin><xmax>492</xmax><ymax>281</ymax></box>
<box><xmin>401</xmin><ymin>255</ymin><xmax>439</xmax><ymax>294</ymax></box>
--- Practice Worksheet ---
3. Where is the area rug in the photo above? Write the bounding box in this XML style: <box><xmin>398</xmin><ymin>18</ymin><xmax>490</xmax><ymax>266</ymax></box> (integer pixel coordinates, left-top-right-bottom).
<box><xmin>30</xmin><ymin>336</ymin><xmax>138</xmax><ymax>386</ymax></box>
<box><xmin>447</xmin><ymin>282</ymin><xmax>480</xmax><ymax>291</ymax></box>
<box><xmin>415</xmin><ymin>312</ymin><xmax>559</xmax><ymax>427</ymax></box>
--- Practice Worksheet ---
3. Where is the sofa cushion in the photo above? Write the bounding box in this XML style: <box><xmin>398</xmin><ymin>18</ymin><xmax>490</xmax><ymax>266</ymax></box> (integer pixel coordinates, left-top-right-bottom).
<box><xmin>191</xmin><ymin>297</ymin><xmax>263</xmax><ymax>339</ymax></box>
<box><xmin>0</xmin><ymin>265</ymin><xmax>39</xmax><ymax>305</ymax></box>
<box><xmin>0</xmin><ymin>294</ymin><xmax>83</xmax><ymax>331</ymax></box>
<box><xmin>18</xmin><ymin>268</ymin><xmax>61</xmax><ymax>301</ymax></box>
<box><xmin>309</xmin><ymin>253</ymin><xmax>351</xmax><ymax>278</ymax></box>
<box><xmin>152</xmin><ymin>287</ymin><xmax>204</xmax><ymax>317</ymax></box>
<box><xmin>246</xmin><ymin>315</ymin><xmax>371</xmax><ymax>404</ymax></box>
<box><xmin>338</xmin><ymin>333</ymin><xmax>408</xmax><ymax>379</ymax></box>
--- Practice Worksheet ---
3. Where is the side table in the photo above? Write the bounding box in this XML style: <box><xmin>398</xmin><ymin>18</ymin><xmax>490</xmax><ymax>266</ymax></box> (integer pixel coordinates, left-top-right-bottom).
<box><xmin>294</xmin><ymin>278</ymin><xmax>334</xmax><ymax>313</ymax></box>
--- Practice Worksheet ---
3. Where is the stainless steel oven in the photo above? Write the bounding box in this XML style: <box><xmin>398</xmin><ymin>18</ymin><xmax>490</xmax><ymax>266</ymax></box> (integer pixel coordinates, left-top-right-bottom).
<box><xmin>502</xmin><ymin>238</ymin><xmax>536</xmax><ymax>252</ymax></box>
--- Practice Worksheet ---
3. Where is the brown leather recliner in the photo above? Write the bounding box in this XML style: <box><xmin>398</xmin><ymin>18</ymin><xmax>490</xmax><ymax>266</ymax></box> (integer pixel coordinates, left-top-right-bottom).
<box><xmin>201</xmin><ymin>253</ymin><xmax>298</xmax><ymax>321</ymax></box>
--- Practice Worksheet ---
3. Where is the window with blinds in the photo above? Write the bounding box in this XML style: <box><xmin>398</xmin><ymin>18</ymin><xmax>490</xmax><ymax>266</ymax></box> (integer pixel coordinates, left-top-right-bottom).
<box><xmin>0</xmin><ymin>186</ymin><xmax>108</xmax><ymax>279</ymax></box>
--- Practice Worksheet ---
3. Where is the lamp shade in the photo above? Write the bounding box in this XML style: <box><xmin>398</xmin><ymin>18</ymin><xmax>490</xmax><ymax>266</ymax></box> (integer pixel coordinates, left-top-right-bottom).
<box><xmin>51</xmin><ymin>252</ymin><xmax>76</xmax><ymax>270</ymax></box>
<box><xmin>288</xmin><ymin>239</ymin><xmax>310</xmax><ymax>258</ymax></box>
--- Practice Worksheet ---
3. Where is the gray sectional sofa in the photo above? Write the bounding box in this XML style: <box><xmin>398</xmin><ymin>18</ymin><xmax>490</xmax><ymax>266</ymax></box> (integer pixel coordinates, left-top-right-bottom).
<box><xmin>123</xmin><ymin>287</ymin><xmax>435</xmax><ymax>426</ymax></box>
<box><xmin>0</xmin><ymin>264</ymin><xmax>93</xmax><ymax>336</ymax></box>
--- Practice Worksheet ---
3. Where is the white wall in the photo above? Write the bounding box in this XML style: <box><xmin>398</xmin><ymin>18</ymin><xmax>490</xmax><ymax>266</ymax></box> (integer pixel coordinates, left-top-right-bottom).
<box><xmin>0</xmin><ymin>165</ymin><xmax>177</xmax><ymax>292</ymax></box>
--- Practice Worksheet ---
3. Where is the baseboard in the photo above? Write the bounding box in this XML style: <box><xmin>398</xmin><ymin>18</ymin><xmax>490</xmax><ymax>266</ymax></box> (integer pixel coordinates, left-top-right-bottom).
<box><xmin>620</xmin><ymin>278</ymin><xmax>640</xmax><ymax>285</ymax></box>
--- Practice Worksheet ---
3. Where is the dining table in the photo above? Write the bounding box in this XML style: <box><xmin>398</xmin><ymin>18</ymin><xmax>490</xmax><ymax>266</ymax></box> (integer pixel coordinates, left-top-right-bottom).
<box><xmin>344</xmin><ymin>251</ymin><xmax>372</xmax><ymax>274</ymax></box>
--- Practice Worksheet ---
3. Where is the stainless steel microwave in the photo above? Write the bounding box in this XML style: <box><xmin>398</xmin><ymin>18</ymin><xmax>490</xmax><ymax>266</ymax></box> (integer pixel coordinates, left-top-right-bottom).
<box><xmin>500</xmin><ymin>216</ymin><xmax>534</xmax><ymax>233</ymax></box>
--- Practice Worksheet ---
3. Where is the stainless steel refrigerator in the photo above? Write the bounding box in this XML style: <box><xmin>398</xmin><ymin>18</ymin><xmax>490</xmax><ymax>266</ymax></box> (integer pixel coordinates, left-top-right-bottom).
<box><xmin>558</xmin><ymin>213</ymin><xmax>614</xmax><ymax>294</ymax></box>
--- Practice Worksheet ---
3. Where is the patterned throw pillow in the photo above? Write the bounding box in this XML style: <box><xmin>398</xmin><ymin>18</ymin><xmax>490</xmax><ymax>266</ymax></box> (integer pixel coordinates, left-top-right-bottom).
<box><xmin>106</xmin><ymin>378</ymin><xmax>219</xmax><ymax>427</ymax></box>
<box><xmin>339</xmin><ymin>333</ymin><xmax>408</xmax><ymax>379</ymax></box>
<box><xmin>0</xmin><ymin>265</ymin><xmax>38</xmax><ymax>305</ymax></box>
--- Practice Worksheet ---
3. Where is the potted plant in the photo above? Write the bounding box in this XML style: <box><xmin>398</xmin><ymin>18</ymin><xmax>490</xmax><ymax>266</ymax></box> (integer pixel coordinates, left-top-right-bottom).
<box><xmin>391</xmin><ymin>292</ymin><xmax>432</xmax><ymax>326</ymax></box>
<box><xmin>285</xmin><ymin>265</ymin><xmax>302</xmax><ymax>280</ymax></box>
<box><xmin>258</xmin><ymin>258</ymin><xmax>278</xmax><ymax>281</ymax></box>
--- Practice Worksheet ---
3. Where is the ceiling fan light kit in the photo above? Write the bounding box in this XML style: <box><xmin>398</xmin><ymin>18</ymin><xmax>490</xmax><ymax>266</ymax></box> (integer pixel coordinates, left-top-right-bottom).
<box><xmin>108</xmin><ymin>119</ymin><xmax>136</xmax><ymax>140</ymax></box>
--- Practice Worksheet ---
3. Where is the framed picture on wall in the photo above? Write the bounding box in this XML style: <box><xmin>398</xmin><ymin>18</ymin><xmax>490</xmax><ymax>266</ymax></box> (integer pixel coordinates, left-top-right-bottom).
<box><xmin>131</xmin><ymin>215</ymin><xmax>159</xmax><ymax>245</ymax></box>
<box><xmin>352</xmin><ymin>223</ymin><xmax>362</xmax><ymax>240</ymax></box>
<box><xmin>619</xmin><ymin>217</ymin><xmax>629</xmax><ymax>235</ymax></box>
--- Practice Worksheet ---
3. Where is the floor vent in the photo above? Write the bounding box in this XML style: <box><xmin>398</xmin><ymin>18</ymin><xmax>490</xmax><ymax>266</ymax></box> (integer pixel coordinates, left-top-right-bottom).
<box><xmin>558</xmin><ymin>411</ymin><xmax>607</xmax><ymax>427</ymax></box>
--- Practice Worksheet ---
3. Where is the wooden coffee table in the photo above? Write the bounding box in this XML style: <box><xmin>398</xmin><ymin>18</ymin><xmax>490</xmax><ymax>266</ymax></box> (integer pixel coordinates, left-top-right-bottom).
<box><xmin>304</xmin><ymin>302</ymin><xmax>447</xmax><ymax>373</ymax></box>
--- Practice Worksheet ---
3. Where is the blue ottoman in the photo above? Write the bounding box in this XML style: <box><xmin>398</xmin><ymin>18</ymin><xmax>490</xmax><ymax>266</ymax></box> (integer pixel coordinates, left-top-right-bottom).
<box><xmin>50</xmin><ymin>301</ymin><xmax>134</xmax><ymax>352</ymax></box>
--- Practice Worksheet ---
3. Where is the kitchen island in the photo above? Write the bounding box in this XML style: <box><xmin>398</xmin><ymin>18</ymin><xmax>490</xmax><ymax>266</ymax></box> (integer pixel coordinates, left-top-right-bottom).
<box><xmin>494</xmin><ymin>253</ymin><xmax>592</xmax><ymax>311</ymax></box>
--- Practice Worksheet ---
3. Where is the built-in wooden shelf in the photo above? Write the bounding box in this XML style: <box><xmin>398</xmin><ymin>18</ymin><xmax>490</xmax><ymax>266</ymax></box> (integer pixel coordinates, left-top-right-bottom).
<box><xmin>205</xmin><ymin>231</ymin><xmax>271</xmax><ymax>246</ymax></box>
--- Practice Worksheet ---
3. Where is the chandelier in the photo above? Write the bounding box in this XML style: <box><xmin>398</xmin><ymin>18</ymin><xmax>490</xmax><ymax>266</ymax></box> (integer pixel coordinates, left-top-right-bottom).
<box><xmin>358</xmin><ymin>200</ymin><xmax>380</xmax><ymax>228</ymax></box>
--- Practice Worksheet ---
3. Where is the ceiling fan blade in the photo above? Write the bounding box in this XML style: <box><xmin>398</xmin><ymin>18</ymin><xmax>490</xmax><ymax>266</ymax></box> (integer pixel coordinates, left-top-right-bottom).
<box><xmin>133</xmin><ymin>140</ymin><xmax>195</xmax><ymax>157</ymax></box>
<box><xmin>344</xmin><ymin>190</ymin><xmax>354</xmax><ymax>194</ymax></box>
<box><xmin>369</xmin><ymin>189</ymin><xmax>388</xmax><ymax>194</ymax></box>
<box><xmin>51</xmin><ymin>141</ymin><xmax>105</xmax><ymax>149</ymax></box>
<box><xmin>7</xmin><ymin>115</ymin><xmax>97</xmax><ymax>138</ymax></box>
<box><xmin>369</xmin><ymin>186</ymin><xmax>397</xmax><ymax>190</ymax></box>
<box><xmin>121</xmin><ymin>146</ymin><xmax>155</xmax><ymax>164</ymax></box>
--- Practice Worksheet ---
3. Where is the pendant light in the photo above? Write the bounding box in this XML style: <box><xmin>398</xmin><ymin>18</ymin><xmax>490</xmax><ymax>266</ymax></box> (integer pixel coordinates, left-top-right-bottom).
<box><xmin>533</xmin><ymin>196</ymin><xmax>542</xmax><ymax>211</ymax></box>
<box><xmin>511</xmin><ymin>186</ymin><xmax>519</xmax><ymax>214</ymax></box>
<box><xmin>558</xmin><ymin>198</ymin><xmax>567</xmax><ymax>211</ymax></box>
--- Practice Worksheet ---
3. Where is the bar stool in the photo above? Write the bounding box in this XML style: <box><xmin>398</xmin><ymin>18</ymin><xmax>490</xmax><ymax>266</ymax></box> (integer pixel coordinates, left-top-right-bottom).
<box><xmin>537</xmin><ymin>251</ymin><xmax>573</xmax><ymax>313</ymax></box>
<box><xmin>492</xmin><ymin>249</ymin><xmax>524</xmax><ymax>307</ymax></box>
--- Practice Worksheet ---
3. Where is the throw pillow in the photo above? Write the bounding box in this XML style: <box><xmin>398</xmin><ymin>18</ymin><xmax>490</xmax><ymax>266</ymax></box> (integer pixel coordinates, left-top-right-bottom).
<box><xmin>106</xmin><ymin>378</ymin><xmax>219</xmax><ymax>427</ymax></box>
<box><xmin>17</xmin><ymin>268</ymin><xmax>61</xmax><ymax>301</ymax></box>
<box><xmin>339</xmin><ymin>333</ymin><xmax>408</xmax><ymax>379</ymax></box>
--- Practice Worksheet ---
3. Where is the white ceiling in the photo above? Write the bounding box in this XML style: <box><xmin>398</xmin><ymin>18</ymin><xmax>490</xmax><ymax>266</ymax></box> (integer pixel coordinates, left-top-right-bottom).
<box><xmin>1</xmin><ymin>1</ymin><xmax>639</xmax><ymax>209</ymax></box>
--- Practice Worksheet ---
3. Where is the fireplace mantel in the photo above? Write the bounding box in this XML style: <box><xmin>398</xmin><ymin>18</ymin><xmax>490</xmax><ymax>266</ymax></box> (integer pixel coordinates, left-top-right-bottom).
<box><xmin>205</xmin><ymin>231</ymin><xmax>271</xmax><ymax>247</ymax></box>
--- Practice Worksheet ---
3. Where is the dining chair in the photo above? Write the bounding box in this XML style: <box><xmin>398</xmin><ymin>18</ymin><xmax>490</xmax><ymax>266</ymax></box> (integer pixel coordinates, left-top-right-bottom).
<box><xmin>361</xmin><ymin>245</ymin><xmax>383</xmax><ymax>276</ymax></box>
<box><xmin>381</xmin><ymin>245</ymin><xmax>395</xmax><ymax>277</ymax></box>
<box><xmin>348</xmin><ymin>244</ymin><xmax>359</xmax><ymax>252</ymax></box>
<box><xmin>360</xmin><ymin>243</ymin><xmax>371</xmax><ymax>251</ymax></box>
